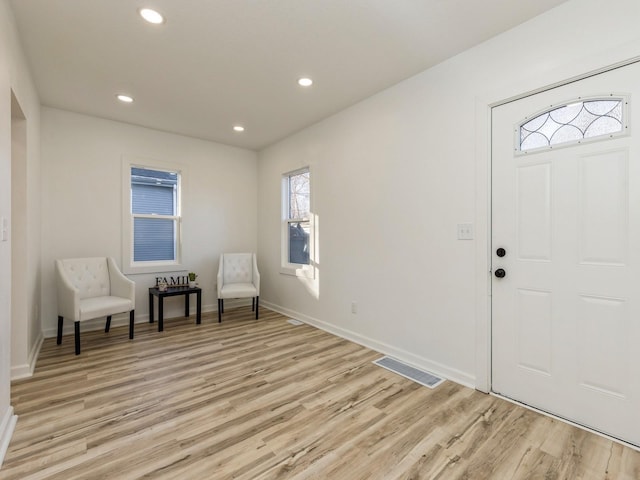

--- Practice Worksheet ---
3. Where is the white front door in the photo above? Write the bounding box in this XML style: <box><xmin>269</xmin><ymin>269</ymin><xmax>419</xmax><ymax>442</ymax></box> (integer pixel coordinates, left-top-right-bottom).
<box><xmin>492</xmin><ymin>61</ymin><xmax>640</xmax><ymax>446</ymax></box>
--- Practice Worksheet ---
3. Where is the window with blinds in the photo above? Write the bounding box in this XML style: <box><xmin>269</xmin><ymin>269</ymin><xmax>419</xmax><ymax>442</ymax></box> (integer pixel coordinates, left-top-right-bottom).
<box><xmin>130</xmin><ymin>167</ymin><xmax>180</xmax><ymax>263</ymax></box>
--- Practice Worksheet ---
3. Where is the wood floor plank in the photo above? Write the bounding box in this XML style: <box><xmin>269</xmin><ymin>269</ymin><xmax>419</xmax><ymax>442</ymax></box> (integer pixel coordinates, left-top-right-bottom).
<box><xmin>1</xmin><ymin>307</ymin><xmax>639</xmax><ymax>479</ymax></box>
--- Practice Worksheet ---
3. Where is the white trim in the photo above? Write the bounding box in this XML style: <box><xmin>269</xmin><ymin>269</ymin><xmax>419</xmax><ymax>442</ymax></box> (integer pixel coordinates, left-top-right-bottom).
<box><xmin>0</xmin><ymin>407</ymin><xmax>17</xmax><ymax>467</ymax></box>
<box><xmin>262</xmin><ymin>300</ymin><xmax>475</xmax><ymax>389</ymax></box>
<box><xmin>10</xmin><ymin>331</ymin><xmax>44</xmax><ymax>380</ymax></box>
<box><xmin>40</xmin><ymin>301</ymin><xmax>241</xmax><ymax>338</ymax></box>
<box><xmin>493</xmin><ymin>392</ymin><xmax>640</xmax><ymax>452</ymax></box>
<box><xmin>474</xmin><ymin>98</ymin><xmax>493</xmax><ymax>394</ymax></box>
<box><xmin>45</xmin><ymin>312</ymin><xmax>140</xmax><ymax>338</ymax></box>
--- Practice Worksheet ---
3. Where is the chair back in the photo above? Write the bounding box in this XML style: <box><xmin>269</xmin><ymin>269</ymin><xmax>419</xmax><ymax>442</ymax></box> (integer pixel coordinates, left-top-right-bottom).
<box><xmin>222</xmin><ymin>253</ymin><xmax>253</xmax><ymax>285</ymax></box>
<box><xmin>58</xmin><ymin>257</ymin><xmax>110</xmax><ymax>299</ymax></box>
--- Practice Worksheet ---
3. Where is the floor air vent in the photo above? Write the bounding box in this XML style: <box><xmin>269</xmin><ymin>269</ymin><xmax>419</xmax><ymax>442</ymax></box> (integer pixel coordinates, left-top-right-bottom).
<box><xmin>287</xmin><ymin>319</ymin><xmax>304</xmax><ymax>326</ymax></box>
<box><xmin>373</xmin><ymin>356</ymin><xmax>444</xmax><ymax>389</ymax></box>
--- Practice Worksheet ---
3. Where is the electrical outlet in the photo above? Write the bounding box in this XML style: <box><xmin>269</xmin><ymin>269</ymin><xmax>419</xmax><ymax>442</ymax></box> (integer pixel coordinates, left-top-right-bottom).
<box><xmin>351</xmin><ymin>301</ymin><xmax>358</xmax><ymax>314</ymax></box>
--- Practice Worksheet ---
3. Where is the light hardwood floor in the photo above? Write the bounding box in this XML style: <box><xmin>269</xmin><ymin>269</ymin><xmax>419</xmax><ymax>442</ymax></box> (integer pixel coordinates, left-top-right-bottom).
<box><xmin>2</xmin><ymin>307</ymin><xmax>639</xmax><ymax>479</ymax></box>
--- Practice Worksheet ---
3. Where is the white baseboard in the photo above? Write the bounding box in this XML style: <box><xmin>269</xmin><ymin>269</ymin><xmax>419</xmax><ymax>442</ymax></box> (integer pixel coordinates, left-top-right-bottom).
<box><xmin>0</xmin><ymin>407</ymin><xmax>17</xmax><ymax>467</ymax></box>
<box><xmin>11</xmin><ymin>332</ymin><xmax>44</xmax><ymax>381</ymax></box>
<box><xmin>262</xmin><ymin>300</ymin><xmax>476</xmax><ymax>389</ymax></box>
<box><xmin>42</xmin><ymin>303</ymin><xmax>220</xmax><ymax>338</ymax></box>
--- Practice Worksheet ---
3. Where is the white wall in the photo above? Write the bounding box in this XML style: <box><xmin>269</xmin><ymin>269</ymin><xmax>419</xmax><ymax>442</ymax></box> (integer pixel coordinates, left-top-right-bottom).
<box><xmin>257</xmin><ymin>0</ymin><xmax>640</xmax><ymax>387</ymax></box>
<box><xmin>0</xmin><ymin>0</ymin><xmax>41</xmax><ymax>464</ymax></box>
<box><xmin>40</xmin><ymin>108</ymin><xmax>258</xmax><ymax>336</ymax></box>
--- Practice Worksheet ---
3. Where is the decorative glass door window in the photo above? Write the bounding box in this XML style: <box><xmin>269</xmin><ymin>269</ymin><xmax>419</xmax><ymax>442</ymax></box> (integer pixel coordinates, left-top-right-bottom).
<box><xmin>517</xmin><ymin>97</ymin><xmax>626</xmax><ymax>153</ymax></box>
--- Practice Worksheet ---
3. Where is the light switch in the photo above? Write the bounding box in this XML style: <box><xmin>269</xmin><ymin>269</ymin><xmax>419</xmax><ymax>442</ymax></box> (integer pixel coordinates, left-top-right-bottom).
<box><xmin>457</xmin><ymin>223</ymin><xmax>474</xmax><ymax>240</ymax></box>
<box><xmin>1</xmin><ymin>217</ymin><xmax>7</xmax><ymax>242</ymax></box>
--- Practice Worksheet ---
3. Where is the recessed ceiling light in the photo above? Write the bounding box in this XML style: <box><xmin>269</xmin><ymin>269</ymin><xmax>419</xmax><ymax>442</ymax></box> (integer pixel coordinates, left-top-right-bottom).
<box><xmin>139</xmin><ymin>8</ymin><xmax>165</xmax><ymax>24</ymax></box>
<box><xmin>116</xmin><ymin>94</ymin><xmax>134</xmax><ymax>103</ymax></box>
<box><xmin>298</xmin><ymin>77</ymin><xmax>313</xmax><ymax>87</ymax></box>
<box><xmin>233</xmin><ymin>125</ymin><xmax>245</xmax><ymax>132</ymax></box>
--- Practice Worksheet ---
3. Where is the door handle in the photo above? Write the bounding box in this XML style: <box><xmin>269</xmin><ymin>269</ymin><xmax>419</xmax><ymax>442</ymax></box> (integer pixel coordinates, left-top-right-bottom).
<box><xmin>494</xmin><ymin>268</ymin><xmax>506</xmax><ymax>278</ymax></box>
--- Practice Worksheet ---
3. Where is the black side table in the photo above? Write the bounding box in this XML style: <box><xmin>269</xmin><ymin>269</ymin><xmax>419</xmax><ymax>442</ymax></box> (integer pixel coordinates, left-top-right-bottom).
<box><xmin>148</xmin><ymin>286</ymin><xmax>202</xmax><ymax>332</ymax></box>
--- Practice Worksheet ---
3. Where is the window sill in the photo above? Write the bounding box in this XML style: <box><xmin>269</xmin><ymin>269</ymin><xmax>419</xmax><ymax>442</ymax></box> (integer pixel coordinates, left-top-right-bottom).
<box><xmin>122</xmin><ymin>261</ymin><xmax>185</xmax><ymax>276</ymax></box>
<box><xmin>280</xmin><ymin>264</ymin><xmax>314</xmax><ymax>279</ymax></box>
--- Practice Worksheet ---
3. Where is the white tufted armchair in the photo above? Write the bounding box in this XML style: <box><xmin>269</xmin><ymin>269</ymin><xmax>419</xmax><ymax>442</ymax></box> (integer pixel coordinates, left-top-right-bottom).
<box><xmin>217</xmin><ymin>253</ymin><xmax>260</xmax><ymax>322</ymax></box>
<box><xmin>55</xmin><ymin>257</ymin><xmax>135</xmax><ymax>355</ymax></box>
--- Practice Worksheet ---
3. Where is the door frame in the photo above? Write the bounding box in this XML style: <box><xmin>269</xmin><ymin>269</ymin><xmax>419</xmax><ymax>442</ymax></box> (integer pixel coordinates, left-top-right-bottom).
<box><xmin>474</xmin><ymin>45</ymin><xmax>640</xmax><ymax>394</ymax></box>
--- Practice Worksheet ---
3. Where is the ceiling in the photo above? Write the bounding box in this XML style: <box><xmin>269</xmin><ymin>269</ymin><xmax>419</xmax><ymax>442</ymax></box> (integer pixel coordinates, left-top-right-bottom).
<box><xmin>10</xmin><ymin>0</ymin><xmax>569</xmax><ymax>150</ymax></box>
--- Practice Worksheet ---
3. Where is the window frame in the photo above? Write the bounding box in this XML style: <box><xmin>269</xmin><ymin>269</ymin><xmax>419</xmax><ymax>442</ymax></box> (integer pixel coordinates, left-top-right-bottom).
<box><xmin>122</xmin><ymin>157</ymin><xmax>185</xmax><ymax>274</ymax></box>
<box><xmin>281</xmin><ymin>167</ymin><xmax>314</xmax><ymax>278</ymax></box>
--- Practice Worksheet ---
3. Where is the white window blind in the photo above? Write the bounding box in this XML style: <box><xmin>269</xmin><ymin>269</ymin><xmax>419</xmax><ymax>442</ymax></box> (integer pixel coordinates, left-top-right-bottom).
<box><xmin>130</xmin><ymin>167</ymin><xmax>180</xmax><ymax>263</ymax></box>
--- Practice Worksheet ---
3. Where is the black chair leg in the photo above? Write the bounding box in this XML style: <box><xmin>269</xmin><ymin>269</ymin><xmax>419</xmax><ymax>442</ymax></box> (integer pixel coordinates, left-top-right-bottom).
<box><xmin>252</xmin><ymin>298</ymin><xmax>255</xmax><ymax>311</ymax></box>
<box><xmin>105</xmin><ymin>315</ymin><xmax>112</xmax><ymax>332</ymax></box>
<box><xmin>255</xmin><ymin>296</ymin><xmax>259</xmax><ymax>320</ymax></box>
<box><xmin>129</xmin><ymin>310</ymin><xmax>135</xmax><ymax>339</ymax></box>
<box><xmin>74</xmin><ymin>321</ymin><xmax>81</xmax><ymax>355</ymax></box>
<box><xmin>57</xmin><ymin>316</ymin><xmax>63</xmax><ymax>345</ymax></box>
<box><xmin>218</xmin><ymin>299</ymin><xmax>222</xmax><ymax>323</ymax></box>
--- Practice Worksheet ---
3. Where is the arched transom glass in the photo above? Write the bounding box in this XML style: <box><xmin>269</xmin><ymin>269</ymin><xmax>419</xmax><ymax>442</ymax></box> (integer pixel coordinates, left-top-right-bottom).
<box><xmin>518</xmin><ymin>97</ymin><xmax>626</xmax><ymax>153</ymax></box>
